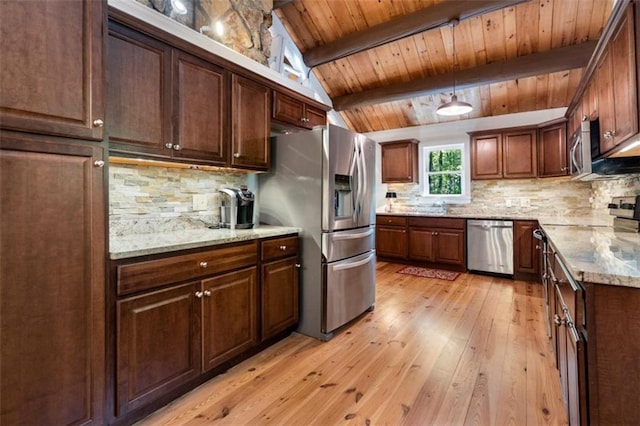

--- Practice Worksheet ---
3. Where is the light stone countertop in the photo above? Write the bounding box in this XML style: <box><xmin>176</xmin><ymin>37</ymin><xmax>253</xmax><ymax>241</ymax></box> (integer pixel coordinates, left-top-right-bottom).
<box><xmin>540</xmin><ymin>224</ymin><xmax>640</xmax><ymax>288</ymax></box>
<box><xmin>376</xmin><ymin>210</ymin><xmax>637</xmax><ymax>287</ymax></box>
<box><xmin>109</xmin><ymin>225</ymin><xmax>301</xmax><ymax>260</ymax></box>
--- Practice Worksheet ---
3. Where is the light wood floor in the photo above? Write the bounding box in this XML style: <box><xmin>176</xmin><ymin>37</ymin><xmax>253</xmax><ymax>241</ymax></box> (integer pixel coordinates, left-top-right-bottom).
<box><xmin>138</xmin><ymin>261</ymin><xmax>567</xmax><ymax>425</ymax></box>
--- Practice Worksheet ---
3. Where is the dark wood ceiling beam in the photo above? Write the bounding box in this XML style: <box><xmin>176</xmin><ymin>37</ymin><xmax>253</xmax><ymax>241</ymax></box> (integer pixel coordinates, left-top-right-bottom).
<box><xmin>273</xmin><ymin>0</ymin><xmax>295</xmax><ymax>9</ymax></box>
<box><xmin>303</xmin><ymin>0</ymin><xmax>530</xmax><ymax>68</ymax></box>
<box><xmin>332</xmin><ymin>41</ymin><xmax>598</xmax><ymax>111</ymax></box>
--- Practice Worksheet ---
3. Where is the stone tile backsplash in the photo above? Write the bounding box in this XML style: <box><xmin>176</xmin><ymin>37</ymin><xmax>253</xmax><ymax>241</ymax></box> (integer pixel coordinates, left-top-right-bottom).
<box><xmin>387</xmin><ymin>174</ymin><xmax>640</xmax><ymax>220</ymax></box>
<box><xmin>109</xmin><ymin>164</ymin><xmax>249</xmax><ymax>235</ymax></box>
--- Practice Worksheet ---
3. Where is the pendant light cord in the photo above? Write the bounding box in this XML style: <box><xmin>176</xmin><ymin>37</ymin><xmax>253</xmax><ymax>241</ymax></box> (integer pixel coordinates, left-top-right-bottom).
<box><xmin>451</xmin><ymin>19</ymin><xmax>459</xmax><ymax>96</ymax></box>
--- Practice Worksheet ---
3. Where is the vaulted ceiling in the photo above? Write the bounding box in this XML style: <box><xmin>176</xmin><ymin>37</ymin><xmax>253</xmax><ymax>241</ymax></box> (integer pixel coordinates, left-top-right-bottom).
<box><xmin>273</xmin><ymin>0</ymin><xmax>615</xmax><ymax>133</ymax></box>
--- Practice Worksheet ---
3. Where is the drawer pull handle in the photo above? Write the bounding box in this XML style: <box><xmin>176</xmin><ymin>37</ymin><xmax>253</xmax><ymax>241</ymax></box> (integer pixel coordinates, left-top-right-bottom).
<box><xmin>279</xmin><ymin>245</ymin><xmax>287</xmax><ymax>251</ymax></box>
<box><xmin>195</xmin><ymin>291</ymin><xmax>203</xmax><ymax>299</ymax></box>
<box><xmin>199</xmin><ymin>261</ymin><xmax>208</xmax><ymax>268</ymax></box>
<box><xmin>204</xmin><ymin>290</ymin><xmax>212</xmax><ymax>297</ymax></box>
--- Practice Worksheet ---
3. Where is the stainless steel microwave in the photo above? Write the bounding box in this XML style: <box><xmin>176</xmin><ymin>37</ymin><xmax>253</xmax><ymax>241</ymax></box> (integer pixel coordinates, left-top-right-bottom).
<box><xmin>569</xmin><ymin>119</ymin><xmax>600</xmax><ymax>180</ymax></box>
<box><xmin>570</xmin><ymin>119</ymin><xmax>640</xmax><ymax>180</ymax></box>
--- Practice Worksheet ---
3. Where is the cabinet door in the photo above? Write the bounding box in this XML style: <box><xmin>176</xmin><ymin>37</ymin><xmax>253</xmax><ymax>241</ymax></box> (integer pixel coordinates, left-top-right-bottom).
<box><xmin>0</xmin><ymin>1</ymin><xmax>104</xmax><ymax>141</ymax></box>
<box><xmin>116</xmin><ymin>282</ymin><xmax>201</xmax><ymax>416</ymax></box>
<box><xmin>380</xmin><ymin>140</ymin><xmax>418</xmax><ymax>183</ymax></box>
<box><xmin>608</xmin><ymin>6</ymin><xmax>638</xmax><ymax>150</ymax></box>
<box><xmin>434</xmin><ymin>230</ymin><xmax>465</xmax><ymax>267</ymax></box>
<box><xmin>596</xmin><ymin>49</ymin><xmax>615</xmax><ymax>155</ymax></box>
<box><xmin>272</xmin><ymin>91</ymin><xmax>305</xmax><ymax>127</ymax></box>
<box><xmin>408</xmin><ymin>228</ymin><xmax>435</xmax><ymax>262</ymax></box>
<box><xmin>503</xmin><ymin>129</ymin><xmax>537</xmax><ymax>178</ymax></box>
<box><xmin>582</xmin><ymin>80</ymin><xmax>597</xmax><ymax>121</ymax></box>
<box><xmin>1</xmin><ymin>134</ymin><xmax>105</xmax><ymax>425</ymax></box>
<box><xmin>471</xmin><ymin>134</ymin><xmax>502</xmax><ymax>179</ymax></box>
<box><xmin>107</xmin><ymin>23</ymin><xmax>172</xmax><ymax>158</ymax></box>
<box><xmin>514</xmin><ymin>220</ymin><xmax>540</xmax><ymax>275</ymax></box>
<box><xmin>538</xmin><ymin>122</ymin><xmax>568</xmax><ymax>177</ymax></box>
<box><xmin>202</xmin><ymin>267</ymin><xmax>258</xmax><ymax>371</ymax></box>
<box><xmin>376</xmin><ymin>226</ymin><xmax>408</xmax><ymax>259</ymax></box>
<box><xmin>173</xmin><ymin>51</ymin><xmax>228</xmax><ymax>165</ymax></box>
<box><xmin>262</xmin><ymin>258</ymin><xmax>299</xmax><ymax>340</ymax></box>
<box><xmin>555</xmin><ymin>287</ymin><xmax>569</xmax><ymax>412</ymax></box>
<box><xmin>231</xmin><ymin>75</ymin><xmax>271</xmax><ymax>170</ymax></box>
<box><xmin>305</xmin><ymin>105</ymin><xmax>327</xmax><ymax>128</ymax></box>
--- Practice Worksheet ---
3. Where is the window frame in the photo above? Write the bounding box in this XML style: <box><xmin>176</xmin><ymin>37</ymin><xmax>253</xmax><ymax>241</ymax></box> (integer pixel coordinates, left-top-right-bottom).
<box><xmin>421</xmin><ymin>141</ymin><xmax>471</xmax><ymax>203</ymax></box>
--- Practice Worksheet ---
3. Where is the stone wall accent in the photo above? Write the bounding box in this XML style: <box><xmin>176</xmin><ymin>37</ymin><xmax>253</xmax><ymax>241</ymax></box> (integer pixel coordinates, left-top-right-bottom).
<box><xmin>137</xmin><ymin>0</ymin><xmax>273</xmax><ymax>65</ymax></box>
<box><xmin>109</xmin><ymin>164</ymin><xmax>249</xmax><ymax>235</ymax></box>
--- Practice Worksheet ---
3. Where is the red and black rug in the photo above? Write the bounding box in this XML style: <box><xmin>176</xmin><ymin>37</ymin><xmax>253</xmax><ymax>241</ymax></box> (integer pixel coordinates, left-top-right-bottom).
<box><xmin>396</xmin><ymin>266</ymin><xmax>460</xmax><ymax>281</ymax></box>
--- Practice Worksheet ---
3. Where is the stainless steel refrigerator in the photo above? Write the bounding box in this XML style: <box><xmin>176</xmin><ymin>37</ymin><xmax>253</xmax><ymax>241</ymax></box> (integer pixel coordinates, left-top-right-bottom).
<box><xmin>259</xmin><ymin>124</ymin><xmax>376</xmax><ymax>341</ymax></box>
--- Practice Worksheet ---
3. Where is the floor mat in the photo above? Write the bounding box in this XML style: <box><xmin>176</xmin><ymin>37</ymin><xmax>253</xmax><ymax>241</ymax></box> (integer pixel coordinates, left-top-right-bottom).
<box><xmin>396</xmin><ymin>266</ymin><xmax>460</xmax><ymax>281</ymax></box>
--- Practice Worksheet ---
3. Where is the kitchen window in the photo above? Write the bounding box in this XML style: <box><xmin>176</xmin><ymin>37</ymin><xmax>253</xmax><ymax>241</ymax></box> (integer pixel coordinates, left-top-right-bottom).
<box><xmin>422</xmin><ymin>143</ymin><xmax>470</xmax><ymax>203</ymax></box>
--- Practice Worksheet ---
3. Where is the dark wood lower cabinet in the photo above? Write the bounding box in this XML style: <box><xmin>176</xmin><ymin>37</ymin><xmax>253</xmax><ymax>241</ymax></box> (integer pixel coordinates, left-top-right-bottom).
<box><xmin>0</xmin><ymin>132</ymin><xmax>105</xmax><ymax>425</ymax></box>
<box><xmin>262</xmin><ymin>258</ymin><xmax>299</xmax><ymax>339</ymax></box>
<box><xmin>116</xmin><ymin>282</ymin><xmax>201</xmax><ymax>416</ymax></box>
<box><xmin>376</xmin><ymin>225</ymin><xmax>408</xmax><ymax>259</ymax></box>
<box><xmin>203</xmin><ymin>267</ymin><xmax>258</xmax><ymax>370</ymax></box>
<box><xmin>514</xmin><ymin>220</ymin><xmax>540</xmax><ymax>280</ymax></box>
<box><xmin>376</xmin><ymin>215</ymin><xmax>465</xmax><ymax>271</ymax></box>
<box><xmin>110</xmin><ymin>236</ymin><xmax>299</xmax><ymax>424</ymax></box>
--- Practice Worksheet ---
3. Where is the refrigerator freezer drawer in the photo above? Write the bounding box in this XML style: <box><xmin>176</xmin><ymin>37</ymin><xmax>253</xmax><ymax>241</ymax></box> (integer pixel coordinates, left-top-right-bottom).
<box><xmin>323</xmin><ymin>250</ymin><xmax>376</xmax><ymax>334</ymax></box>
<box><xmin>322</xmin><ymin>226</ymin><xmax>375</xmax><ymax>263</ymax></box>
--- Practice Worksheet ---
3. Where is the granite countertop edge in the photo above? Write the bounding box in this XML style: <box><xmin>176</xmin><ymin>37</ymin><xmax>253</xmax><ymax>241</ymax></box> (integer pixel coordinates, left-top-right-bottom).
<box><xmin>109</xmin><ymin>226</ymin><xmax>302</xmax><ymax>260</ymax></box>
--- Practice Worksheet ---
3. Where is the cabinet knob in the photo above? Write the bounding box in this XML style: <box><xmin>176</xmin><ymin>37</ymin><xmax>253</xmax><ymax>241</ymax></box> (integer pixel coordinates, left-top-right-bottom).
<box><xmin>295</xmin><ymin>263</ymin><xmax>301</xmax><ymax>268</ymax></box>
<box><xmin>204</xmin><ymin>290</ymin><xmax>212</xmax><ymax>297</ymax></box>
<box><xmin>172</xmin><ymin>144</ymin><xmax>181</xmax><ymax>151</ymax></box>
<box><xmin>603</xmin><ymin>130</ymin><xmax>616</xmax><ymax>140</ymax></box>
<box><xmin>535</xmin><ymin>245</ymin><xmax>540</xmax><ymax>250</ymax></box>
<box><xmin>199</xmin><ymin>261</ymin><xmax>208</xmax><ymax>268</ymax></box>
<box><xmin>279</xmin><ymin>245</ymin><xmax>287</xmax><ymax>251</ymax></box>
<box><xmin>561</xmin><ymin>166</ymin><xmax>568</xmax><ymax>172</ymax></box>
<box><xmin>195</xmin><ymin>291</ymin><xmax>204</xmax><ymax>298</ymax></box>
<box><xmin>92</xmin><ymin>118</ymin><xmax>104</xmax><ymax>127</ymax></box>
<box><xmin>553</xmin><ymin>314</ymin><xmax>566</xmax><ymax>327</ymax></box>
<box><xmin>165</xmin><ymin>142</ymin><xmax>174</xmax><ymax>149</ymax></box>
<box><xmin>93</xmin><ymin>160</ymin><xmax>105</xmax><ymax>168</ymax></box>
<box><xmin>233</xmin><ymin>152</ymin><xmax>241</xmax><ymax>158</ymax></box>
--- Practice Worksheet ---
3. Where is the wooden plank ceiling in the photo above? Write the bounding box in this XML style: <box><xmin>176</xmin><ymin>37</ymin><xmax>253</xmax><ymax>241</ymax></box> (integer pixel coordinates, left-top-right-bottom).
<box><xmin>274</xmin><ymin>0</ymin><xmax>614</xmax><ymax>133</ymax></box>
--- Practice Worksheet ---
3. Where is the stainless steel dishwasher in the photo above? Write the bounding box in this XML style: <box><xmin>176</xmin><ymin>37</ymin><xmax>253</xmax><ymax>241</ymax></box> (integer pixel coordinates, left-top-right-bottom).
<box><xmin>467</xmin><ymin>219</ymin><xmax>514</xmax><ymax>275</ymax></box>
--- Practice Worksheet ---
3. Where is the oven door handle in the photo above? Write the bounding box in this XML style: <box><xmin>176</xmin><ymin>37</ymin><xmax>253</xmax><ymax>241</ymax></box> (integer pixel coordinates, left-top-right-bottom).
<box><xmin>570</xmin><ymin>141</ymin><xmax>580</xmax><ymax>175</ymax></box>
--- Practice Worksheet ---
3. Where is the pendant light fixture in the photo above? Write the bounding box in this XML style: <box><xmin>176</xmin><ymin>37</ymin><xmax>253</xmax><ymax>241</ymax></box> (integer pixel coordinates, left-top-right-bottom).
<box><xmin>436</xmin><ymin>19</ymin><xmax>473</xmax><ymax>116</ymax></box>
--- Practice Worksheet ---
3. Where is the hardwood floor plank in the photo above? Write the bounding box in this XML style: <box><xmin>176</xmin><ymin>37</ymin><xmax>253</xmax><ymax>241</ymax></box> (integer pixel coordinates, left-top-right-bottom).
<box><xmin>136</xmin><ymin>264</ymin><xmax>567</xmax><ymax>426</ymax></box>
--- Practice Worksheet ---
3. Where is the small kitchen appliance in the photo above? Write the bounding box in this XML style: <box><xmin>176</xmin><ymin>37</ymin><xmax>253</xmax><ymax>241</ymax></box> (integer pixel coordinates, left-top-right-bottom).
<box><xmin>608</xmin><ymin>195</ymin><xmax>640</xmax><ymax>232</ymax></box>
<box><xmin>219</xmin><ymin>186</ymin><xmax>255</xmax><ymax>229</ymax></box>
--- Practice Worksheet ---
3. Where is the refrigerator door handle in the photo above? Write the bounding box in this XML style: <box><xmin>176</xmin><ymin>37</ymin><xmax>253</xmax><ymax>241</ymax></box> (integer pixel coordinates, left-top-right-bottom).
<box><xmin>331</xmin><ymin>228</ymin><xmax>375</xmax><ymax>240</ymax></box>
<box><xmin>332</xmin><ymin>251</ymin><xmax>376</xmax><ymax>271</ymax></box>
<box><xmin>350</xmin><ymin>145</ymin><xmax>359</xmax><ymax>222</ymax></box>
<box><xmin>357</xmin><ymin>140</ymin><xmax>366</xmax><ymax>223</ymax></box>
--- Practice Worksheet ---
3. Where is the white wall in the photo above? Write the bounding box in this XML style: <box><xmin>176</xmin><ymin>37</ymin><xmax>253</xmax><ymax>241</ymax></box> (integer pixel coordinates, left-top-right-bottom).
<box><xmin>365</xmin><ymin>108</ymin><xmax>568</xmax><ymax>209</ymax></box>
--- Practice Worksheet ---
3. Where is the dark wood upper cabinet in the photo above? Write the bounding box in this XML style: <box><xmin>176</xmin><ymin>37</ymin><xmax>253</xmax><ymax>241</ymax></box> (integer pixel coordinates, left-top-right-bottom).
<box><xmin>470</xmin><ymin>133</ymin><xmax>503</xmax><ymax>180</ymax></box>
<box><xmin>538</xmin><ymin>120</ymin><xmax>568</xmax><ymax>177</ymax></box>
<box><xmin>380</xmin><ymin>139</ymin><xmax>419</xmax><ymax>183</ymax></box>
<box><xmin>231</xmin><ymin>74</ymin><xmax>271</xmax><ymax>171</ymax></box>
<box><xmin>107</xmin><ymin>23</ymin><xmax>172</xmax><ymax>158</ymax></box>
<box><xmin>1</xmin><ymin>132</ymin><xmax>105</xmax><ymax>425</ymax></box>
<box><xmin>272</xmin><ymin>91</ymin><xmax>327</xmax><ymax>130</ymax></box>
<box><xmin>0</xmin><ymin>1</ymin><xmax>104</xmax><ymax>141</ymax></box>
<box><xmin>502</xmin><ymin>129</ymin><xmax>537</xmax><ymax>178</ymax></box>
<box><xmin>173</xmin><ymin>50</ymin><xmax>228</xmax><ymax>165</ymax></box>
<box><xmin>599</xmin><ymin>5</ymin><xmax>637</xmax><ymax>154</ymax></box>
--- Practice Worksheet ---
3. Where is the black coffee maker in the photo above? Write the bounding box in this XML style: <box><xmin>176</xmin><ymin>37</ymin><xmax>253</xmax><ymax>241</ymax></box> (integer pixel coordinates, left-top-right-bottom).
<box><xmin>219</xmin><ymin>186</ymin><xmax>255</xmax><ymax>229</ymax></box>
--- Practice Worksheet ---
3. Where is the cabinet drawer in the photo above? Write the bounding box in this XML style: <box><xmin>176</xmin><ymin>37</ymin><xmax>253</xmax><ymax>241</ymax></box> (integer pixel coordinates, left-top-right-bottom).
<box><xmin>261</xmin><ymin>236</ymin><xmax>298</xmax><ymax>261</ymax></box>
<box><xmin>117</xmin><ymin>241</ymin><xmax>257</xmax><ymax>295</ymax></box>
<box><xmin>376</xmin><ymin>215</ymin><xmax>407</xmax><ymax>226</ymax></box>
<box><xmin>408</xmin><ymin>217</ymin><xmax>465</xmax><ymax>230</ymax></box>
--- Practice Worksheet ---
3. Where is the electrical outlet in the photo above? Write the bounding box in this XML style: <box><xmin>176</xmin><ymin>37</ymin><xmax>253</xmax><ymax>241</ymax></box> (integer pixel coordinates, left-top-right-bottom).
<box><xmin>192</xmin><ymin>194</ymin><xmax>208</xmax><ymax>211</ymax></box>
<box><xmin>505</xmin><ymin>199</ymin><xmax>513</xmax><ymax>208</ymax></box>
